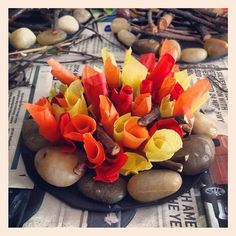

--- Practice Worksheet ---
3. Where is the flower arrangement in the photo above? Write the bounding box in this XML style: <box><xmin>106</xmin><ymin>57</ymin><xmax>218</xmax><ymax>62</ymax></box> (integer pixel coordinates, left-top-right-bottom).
<box><xmin>24</xmin><ymin>40</ymin><xmax>211</xmax><ymax>184</ymax></box>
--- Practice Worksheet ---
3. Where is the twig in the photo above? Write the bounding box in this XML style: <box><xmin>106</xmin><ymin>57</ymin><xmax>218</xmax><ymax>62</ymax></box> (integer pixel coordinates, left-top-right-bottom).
<box><xmin>170</xmin><ymin>154</ymin><xmax>189</xmax><ymax>163</ymax></box>
<box><xmin>9</xmin><ymin>46</ymin><xmax>49</xmax><ymax>56</ymax></box>
<box><xmin>159</xmin><ymin>13</ymin><xmax>175</xmax><ymax>30</ymax></box>
<box><xmin>138</xmin><ymin>106</ymin><xmax>160</xmax><ymax>126</ymax></box>
<box><xmin>158</xmin><ymin>160</ymin><xmax>183</xmax><ymax>172</ymax></box>
<box><xmin>96</xmin><ymin>125</ymin><xmax>120</xmax><ymax>156</ymax></box>
<box><xmin>147</xmin><ymin>9</ymin><xmax>158</xmax><ymax>32</ymax></box>
<box><xmin>9</xmin><ymin>9</ymin><xmax>30</xmax><ymax>22</ymax></box>
<box><xmin>52</xmin><ymin>9</ymin><xmax>61</xmax><ymax>32</ymax></box>
<box><xmin>193</xmin><ymin>23</ymin><xmax>212</xmax><ymax>41</ymax></box>
<box><xmin>131</xmin><ymin>25</ymin><xmax>202</xmax><ymax>42</ymax></box>
<box><xmin>164</xmin><ymin>8</ymin><xmax>227</xmax><ymax>33</ymax></box>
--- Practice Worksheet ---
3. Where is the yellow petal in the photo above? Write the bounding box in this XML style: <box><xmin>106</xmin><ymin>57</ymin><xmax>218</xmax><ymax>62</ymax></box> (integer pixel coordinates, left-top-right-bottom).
<box><xmin>101</xmin><ymin>47</ymin><xmax>117</xmax><ymax>66</ymax></box>
<box><xmin>113</xmin><ymin>113</ymin><xmax>131</xmax><ymax>142</ymax></box>
<box><xmin>191</xmin><ymin>92</ymin><xmax>210</xmax><ymax>114</ymax></box>
<box><xmin>59</xmin><ymin>83</ymin><xmax>68</xmax><ymax>94</ymax></box>
<box><xmin>121</xmin><ymin>48</ymin><xmax>148</xmax><ymax>97</ymax></box>
<box><xmin>67</xmin><ymin>93</ymin><xmax>88</xmax><ymax>117</ymax></box>
<box><xmin>144</xmin><ymin>129</ymin><xmax>183</xmax><ymax>162</ymax></box>
<box><xmin>120</xmin><ymin>152</ymin><xmax>152</xmax><ymax>176</ymax></box>
<box><xmin>64</xmin><ymin>80</ymin><xmax>88</xmax><ymax>116</ymax></box>
<box><xmin>159</xmin><ymin>95</ymin><xmax>175</xmax><ymax>117</ymax></box>
<box><xmin>174</xmin><ymin>70</ymin><xmax>193</xmax><ymax>90</ymax></box>
<box><xmin>65</xmin><ymin>80</ymin><xmax>84</xmax><ymax>106</ymax></box>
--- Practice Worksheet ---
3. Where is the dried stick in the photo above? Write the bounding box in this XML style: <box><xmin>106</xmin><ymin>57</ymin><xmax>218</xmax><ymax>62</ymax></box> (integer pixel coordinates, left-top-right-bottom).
<box><xmin>9</xmin><ymin>9</ymin><xmax>30</xmax><ymax>22</ymax></box>
<box><xmin>158</xmin><ymin>160</ymin><xmax>183</xmax><ymax>172</ymax></box>
<box><xmin>138</xmin><ymin>106</ymin><xmax>161</xmax><ymax>126</ymax></box>
<box><xmin>147</xmin><ymin>9</ymin><xmax>158</xmax><ymax>32</ymax></box>
<box><xmin>164</xmin><ymin>8</ymin><xmax>227</xmax><ymax>33</ymax></box>
<box><xmin>170</xmin><ymin>154</ymin><xmax>189</xmax><ymax>163</ymax></box>
<box><xmin>159</xmin><ymin>13</ymin><xmax>175</xmax><ymax>30</ymax></box>
<box><xmin>130</xmin><ymin>25</ymin><xmax>202</xmax><ymax>42</ymax></box>
<box><xmin>96</xmin><ymin>125</ymin><xmax>120</xmax><ymax>156</ymax></box>
<box><xmin>193</xmin><ymin>23</ymin><xmax>212</xmax><ymax>41</ymax></box>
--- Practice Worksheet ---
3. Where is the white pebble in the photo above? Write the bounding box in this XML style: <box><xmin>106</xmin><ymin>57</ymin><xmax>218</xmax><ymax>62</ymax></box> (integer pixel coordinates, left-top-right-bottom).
<box><xmin>58</xmin><ymin>15</ymin><xmax>79</xmax><ymax>34</ymax></box>
<box><xmin>117</xmin><ymin>29</ymin><xmax>137</xmax><ymax>47</ymax></box>
<box><xmin>181</xmin><ymin>48</ymin><xmax>207</xmax><ymax>63</ymax></box>
<box><xmin>111</xmin><ymin>17</ymin><xmax>130</xmax><ymax>33</ymax></box>
<box><xmin>73</xmin><ymin>9</ymin><xmax>91</xmax><ymax>23</ymax></box>
<box><xmin>10</xmin><ymin>28</ymin><xmax>36</xmax><ymax>49</ymax></box>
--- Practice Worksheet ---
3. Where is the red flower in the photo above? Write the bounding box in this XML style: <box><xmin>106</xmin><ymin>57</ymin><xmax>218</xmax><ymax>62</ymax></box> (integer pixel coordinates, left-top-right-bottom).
<box><xmin>94</xmin><ymin>146</ymin><xmax>128</xmax><ymax>183</ymax></box>
<box><xmin>148</xmin><ymin>53</ymin><xmax>175</xmax><ymax>103</ymax></box>
<box><xmin>140</xmin><ymin>79</ymin><xmax>153</xmax><ymax>94</ymax></box>
<box><xmin>139</xmin><ymin>53</ymin><xmax>156</xmax><ymax>72</ymax></box>
<box><xmin>149</xmin><ymin>118</ymin><xmax>184</xmax><ymax>138</ymax></box>
<box><xmin>82</xmin><ymin>65</ymin><xmax>109</xmax><ymax>119</ymax></box>
<box><xmin>111</xmin><ymin>85</ymin><xmax>133</xmax><ymax>115</ymax></box>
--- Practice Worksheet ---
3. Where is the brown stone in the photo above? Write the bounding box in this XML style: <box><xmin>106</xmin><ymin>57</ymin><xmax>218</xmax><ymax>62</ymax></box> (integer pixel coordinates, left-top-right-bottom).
<box><xmin>132</xmin><ymin>39</ymin><xmax>160</xmax><ymax>55</ymax></box>
<box><xmin>127</xmin><ymin>169</ymin><xmax>182</xmax><ymax>202</ymax></box>
<box><xmin>204</xmin><ymin>38</ymin><xmax>228</xmax><ymax>58</ymax></box>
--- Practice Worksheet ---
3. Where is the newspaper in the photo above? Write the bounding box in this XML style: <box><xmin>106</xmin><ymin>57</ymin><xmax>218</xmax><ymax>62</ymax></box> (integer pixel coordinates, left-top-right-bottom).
<box><xmin>8</xmin><ymin>23</ymin><xmax>228</xmax><ymax>227</ymax></box>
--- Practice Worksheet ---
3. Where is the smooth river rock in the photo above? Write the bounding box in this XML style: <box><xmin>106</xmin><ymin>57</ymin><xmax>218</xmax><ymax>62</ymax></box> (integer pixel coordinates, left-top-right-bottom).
<box><xmin>58</xmin><ymin>15</ymin><xmax>79</xmax><ymax>33</ymax></box>
<box><xmin>181</xmin><ymin>48</ymin><xmax>208</xmax><ymax>63</ymax></box>
<box><xmin>173</xmin><ymin>134</ymin><xmax>215</xmax><ymax>175</ymax></box>
<box><xmin>73</xmin><ymin>9</ymin><xmax>91</xmax><ymax>23</ymax></box>
<box><xmin>37</xmin><ymin>29</ymin><xmax>67</xmax><ymax>46</ymax></box>
<box><xmin>35</xmin><ymin>146</ymin><xmax>86</xmax><ymax>187</ymax></box>
<box><xmin>192</xmin><ymin>111</ymin><xmax>218</xmax><ymax>139</ymax></box>
<box><xmin>127</xmin><ymin>169</ymin><xmax>182</xmax><ymax>203</ymax></box>
<box><xmin>204</xmin><ymin>38</ymin><xmax>228</xmax><ymax>58</ymax></box>
<box><xmin>10</xmin><ymin>27</ymin><xmax>36</xmax><ymax>49</ymax></box>
<box><xmin>77</xmin><ymin>174</ymin><xmax>127</xmax><ymax>204</ymax></box>
<box><xmin>111</xmin><ymin>17</ymin><xmax>130</xmax><ymax>33</ymax></box>
<box><xmin>132</xmin><ymin>39</ymin><xmax>160</xmax><ymax>55</ymax></box>
<box><xmin>117</xmin><ymin>29</ymin><xmax>137</xmax><ymax>47</ymax></box>
<box><xmin>22</xmin><ymin>119</ymin><xmax>51</xmax><ymax>152</ymax></box>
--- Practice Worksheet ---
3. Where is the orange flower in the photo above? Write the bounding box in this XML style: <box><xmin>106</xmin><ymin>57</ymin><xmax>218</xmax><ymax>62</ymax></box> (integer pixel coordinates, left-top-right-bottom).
<box><xmin>122</xmin><ymin>117</ymin><xmax>149</xmax><ymax>149</ymax></box>
<box><xmin>48</xmin><ymin>58</ymin><xmax>77</xmax><ymax>86</ymax></box>
<box><xmin>24</xmin><ymin>97</ymin><xmax>60</xmax><ymax>142</ymax></box>
<box><xmin>83</xmin><ymin>133</ymin><xmax>106</xmax><ymax>168</ymax></box>
<box><xmin>63</xmin><ymin>114</ymin><xmax>96</xmax><ymax>142</ymax></box>
<box><xmin>173</xmin><ymin>78</ymin><xmax>211</xmax><ymax>118</ymax></box>
<box><xmin>102</xmin><ymin>48</ymin><xmax>121</xmax><ymax>89</ymax></box>
<box><xmin>132</xmin><ymin>93</ymin><xmax>152</xmax><ymax>116</ymax></box>
<box><xmin>99</xmin><ymin>95</ymin><xmax>119</xmax><ymax>136</ymax></box>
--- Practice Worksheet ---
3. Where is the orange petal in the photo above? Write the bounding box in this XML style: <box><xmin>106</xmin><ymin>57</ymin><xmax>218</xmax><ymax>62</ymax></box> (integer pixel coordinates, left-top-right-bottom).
<box><xmin>173</xmin><ymin>78</ymin><xmax>211</xmax><ymax>118</ymax></box>
<box><xmin>48</xmin><ymin>58</ymin><xmax>77</xmax><ymax>86</ymax></box>
<box><xmin>104</xmin><ymin>57</ymin><xmax>121</xmax><ymax>89</ymax></box>
<box><xmin>82</xmin><ymin>64</ymin><xmax>98</xmax><ymax>81</ymax></box>
<box><xmin>83</xmin><ymin>133</ymin><xmax>106</xmax><ymax>168</ymax></box>
<box><xmin>63</xmin><ymin>114</ymin><xmax>96</xmax><ymax>141</ymax></box>
<box><xmin>123</xmin><ymin>117</ymin><xmax>149</xmax><ymax>149</ymax></box>
<box><xmin>132</xmin><ymin>93</ymin><xmax>152</xmax><ymax>116</ymax></box>
<box><xmin>156</xmin><ymin>76</ymin><xmax>176</xmax><ymax>104</ymax></box>
<box><xmin>24</xmin><ymin>97</ymin><xmax>60</xmax><ymax>142</ymax></box>
<box><xmin>99</xmin><ymin>95</ymin><xmax>119</xmax><ymax>136</ymax></box>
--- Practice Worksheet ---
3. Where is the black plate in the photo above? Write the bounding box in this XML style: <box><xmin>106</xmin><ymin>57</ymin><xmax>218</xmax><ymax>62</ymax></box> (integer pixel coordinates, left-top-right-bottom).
<box><xmin>20</xmin><ymin>132</ymin><xmax>202</xmax><ymax>212</ymax></box>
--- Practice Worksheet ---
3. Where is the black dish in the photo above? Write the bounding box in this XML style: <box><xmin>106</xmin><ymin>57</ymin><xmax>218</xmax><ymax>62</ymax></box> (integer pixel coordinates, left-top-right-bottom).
<box><xmin>20</xmin><ymin>131</ymin><xmax>202</xmax><ymax>212</ymax></box>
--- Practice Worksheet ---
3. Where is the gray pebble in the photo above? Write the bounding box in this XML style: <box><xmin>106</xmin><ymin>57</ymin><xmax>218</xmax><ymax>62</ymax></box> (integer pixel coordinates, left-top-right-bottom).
<box><xmin>77</xmin><ymin>174</ymin><xmax>127</xmax><ymax>204</ymax></box>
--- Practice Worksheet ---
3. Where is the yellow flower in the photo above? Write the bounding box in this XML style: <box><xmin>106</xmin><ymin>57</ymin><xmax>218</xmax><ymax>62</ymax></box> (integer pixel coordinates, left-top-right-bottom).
<box><xmin>121</xmin><ymin>48</ymin><xmax>147</xmax><ymax>97</ymax></box>
<box><xmin>144</xmin><ymin>129</ymin><xmax>182</xmax><ymax>162</ymax></box>
<box><xmin>120</xmin><ymin>152</ymin><xmax>152</xmax><ymax>176</ymax></box>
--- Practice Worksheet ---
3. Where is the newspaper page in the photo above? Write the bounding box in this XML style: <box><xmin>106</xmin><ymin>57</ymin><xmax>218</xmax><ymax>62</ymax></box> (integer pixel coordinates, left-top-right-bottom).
<box><xmin>9</xmin><ymin>23</ymin><xmax>228</xmax><ymax>227</ymax></box>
